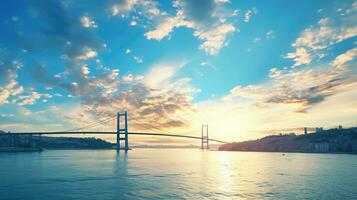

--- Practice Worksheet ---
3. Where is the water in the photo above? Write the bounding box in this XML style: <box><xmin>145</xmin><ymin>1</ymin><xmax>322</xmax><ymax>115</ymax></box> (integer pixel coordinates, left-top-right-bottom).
<box><xmin>0</xmin><ymin>149</ymin><xmax>357</xmax><ymax>200</ymax></box>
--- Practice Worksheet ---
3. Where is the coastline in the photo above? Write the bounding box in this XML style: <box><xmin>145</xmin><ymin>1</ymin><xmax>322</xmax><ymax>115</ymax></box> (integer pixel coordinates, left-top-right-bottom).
<box><xmin>0</xmin><ymin>147</ymin><xmax>43</xmax><ymax>153</ymax></box>
<box><xmin>218</xmin><ymin>149</ymin><xmax>357</xmax><ymax>155</ymax></box>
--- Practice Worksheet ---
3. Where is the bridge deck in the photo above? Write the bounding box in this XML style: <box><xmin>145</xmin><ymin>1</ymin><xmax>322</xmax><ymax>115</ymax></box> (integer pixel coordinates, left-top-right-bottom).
<box><xmin>0</xmin><ymin>131</ymin><xmax>227</xmax><ymax>143</ymax></box>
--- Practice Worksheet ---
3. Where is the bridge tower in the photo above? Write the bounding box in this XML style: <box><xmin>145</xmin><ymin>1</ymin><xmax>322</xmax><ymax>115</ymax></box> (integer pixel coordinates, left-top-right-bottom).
<box><xmin>116</xmin><ymin>111</ymin><xmax>129</xmax><ymax>151</ymax></box>
<box><xmin>201</xmin><ymin>124</ymin><xmax>209</xmax><ymax>150</ymax></box>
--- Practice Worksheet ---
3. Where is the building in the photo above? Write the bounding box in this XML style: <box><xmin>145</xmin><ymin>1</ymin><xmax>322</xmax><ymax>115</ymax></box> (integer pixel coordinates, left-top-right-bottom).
<box><xmin>316</xmin><ymin>127</ymin><xmax>324</xmax><ymax>132</ymax></box>
<box><xmin>313</xmin><ymin>143</ymin><xmax>330</xmax><ymax>152</ymax></box>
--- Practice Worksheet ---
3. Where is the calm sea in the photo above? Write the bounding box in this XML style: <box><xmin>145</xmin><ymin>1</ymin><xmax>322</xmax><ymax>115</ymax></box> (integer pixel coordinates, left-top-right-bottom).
<box><xmin>0</xmin><ymin>149</ymin><xmax>356</xmax><ymax>199</ymax></box>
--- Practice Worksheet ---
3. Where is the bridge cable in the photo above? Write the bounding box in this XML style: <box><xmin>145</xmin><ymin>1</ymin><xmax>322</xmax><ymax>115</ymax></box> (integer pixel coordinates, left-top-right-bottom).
<box><xmin>62</xmin><ymin>116</ymin><xmax>116</xmax><ymax>132</ymax></box>
<box><xmin>133</xmin><ymin>123</ymin><xmax>201</xmax><ymax>137</ymax></box>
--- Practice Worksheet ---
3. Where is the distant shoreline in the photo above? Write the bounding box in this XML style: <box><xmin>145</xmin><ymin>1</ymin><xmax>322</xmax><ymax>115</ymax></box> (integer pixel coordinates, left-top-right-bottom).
<box><xmin>218</xmin><ymin>149</ymin><xmax>357</xmax><ymax>155</ymax></box>
<box><xmin>0</xmin><ymin>147</ymin><xmax>43</xmax><ymax>153</ymax></box>
<box><xmin>219</xmin><ymin>127</ymin><xmax>357</xmax><ymax>154</ymax></box>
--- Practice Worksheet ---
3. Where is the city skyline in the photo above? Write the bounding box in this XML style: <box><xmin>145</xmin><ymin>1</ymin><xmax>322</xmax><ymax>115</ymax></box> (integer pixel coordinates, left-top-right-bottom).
<box><xmin>0</xmin><ymin>0</ymin><xmax>356</xmax><ymax>142</ymax></box>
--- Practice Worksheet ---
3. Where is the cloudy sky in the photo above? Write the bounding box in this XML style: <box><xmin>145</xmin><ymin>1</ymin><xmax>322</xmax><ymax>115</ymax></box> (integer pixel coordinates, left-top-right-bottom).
<box><xmin>0</xmin><ymin>0</ymin><xmax>356</xmax><ymax>143</ymax></box>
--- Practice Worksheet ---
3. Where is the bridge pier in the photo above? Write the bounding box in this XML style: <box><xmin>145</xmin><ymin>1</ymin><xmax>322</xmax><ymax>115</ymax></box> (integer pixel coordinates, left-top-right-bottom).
<box><xmin>116</xmin><ymin>111</ymin><xmax>129</xmax><ymax>151</ymax></box>
<box><xmin>29</xmin><ymin>134</ymin><xmax>32</xmax><ymax>147</ymax></box>
<box><xmin>201</xmin><ymin>125</ymin><xmax>209</xmax><ymax>150</ymax></box>
<box><xmin>37</xmin><ymin>134</ymin><xmax>42</xmax><ymax>149</ymax></box>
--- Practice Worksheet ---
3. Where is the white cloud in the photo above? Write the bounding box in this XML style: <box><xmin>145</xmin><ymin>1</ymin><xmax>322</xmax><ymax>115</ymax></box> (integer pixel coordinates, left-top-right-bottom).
<box><xmin>0</xmin><ymin>76</ymin><xmax>54</xmax><ymax>106</ymax></box>
<box><xmin>318</xmin><ymin>18</ymin><xmax>329</xmax><ymax>26</ymax></box>
<box><xmin>194</xmin><ymin>23</ymin><xmax>236</xmax><ymax>55</ymax></box>
<box><xmin>285</xmin><ymin>48</ymin><xmax>312</xmax><ymax>67</ymax></box>
<box><xmin>215</xmin><ymin>0</ymin><xmax>230</xmax><ymax>3</ymax></box>
<box><xmin>331</xmin><ymin>48</ymin><xmax>357</xmax><ymax>69</ymax></box>
<box><xmin>225</xmin><ymin>47</ymin><xmax>357</xmax><ymax>113</ymax></box>
<box><xmin>80</xmin><ymin>16</ymin><xmax>97</xmax><ymax>28</ymax></box>
<box><xmin>42</xmin><ymin>58</ymin><xmax>198</xmax><ymax>133</ymax></box>
<box><xmin>0</xmin><ymin>80</ymin><xmax>24</xmax><ymax>105</ymax></box>
<box><xmin>130</xmin><ymin>20</ymin><xmax>137</xmax><ymax>26</ymax></box>
<box><xmin>244</xmin><ymin>8</ymin><xmax>257</xmax><ymax>23</ymax></box>
<box><xmin>111</xmin><ymin>0</ymin><xmax>139</xmax><ymax>16</ymax></box>
<box><xmin>223</xmin><ymin>84</ymin><xmax>269</xmax><ymax>101</ymax></box>
<box><xmin>113</xmin><ymin>1</ymin><xmax>237</xmax><ymax>55</ymax></box>
<box><xmin>232</xmin><ymin>9</ymin><xmax>239</xmax><ymax>16</ymax></box>
<box><xmin>53</xmin><ymin>93</ymin><xmax>63</xmax><ymax>97</ymax></box>
<box><xmin>122</xmin><ymin>74</ymin><xmax>143</xmax><ymax>83</ymax></box>
<box><xmin>111</xmin><ymin>0</ymin><xmax>162</xmax><ymax>18</ymax></box>
<box><xmin>71</xmin><ymin>82</ymin><xmax>79</xmax><ymax>87</ymax></box>
<box><xmin>142</xmin><ymin>0</ymin><xmax>237</xmax><ymax>55</ymax></box>
<box><xmin>253</xmin><ymin>37</ymin><xmax>261</xmax><ymax>43</ymax></box>
<box><xmin>266</xmin><ymin>30</ymin><xmax>275</xmax><ymax>39</ymax></box>
<box><xmin>122</xmin><ymin>74</ymin><xmax>134</xmax><ymax>82</ymax></box>
<box><xmin>75</xmin><ymin>49</ymin><xmax>97</xmax><ymax>60</ymax></box>
<box><xmin>0</xmin><ymin>114</ymin><xmax>14</xmax><ymax>118</ymax></box>
<box><xmin>126</xmin><ymin>49</ymin><xmax>131</xmax><ymax>54</ymax></box>
<box><xmin>133</xmin><ymin>56</ymin><xmax>143</xmax><ymax>63</ymax></box>
<box><xmin>22</xmin><ymin>110</ymin><xmax>32</xmax><ymax>116</ymax></box>
<box><xmin>17</xmin><ymin>92</ymin><xmax>42</xmax><ymax>106</ymax></box>
<box><xmin>200</xmin><ymin>61</ymin><xmax>218</xmax><ymax>70</ymax></box>
<box><xmin>286</xmin><ymin>5</ymin><xmax>357</xmax><ymax>67</ymax></box>
<box><xmin>15</xmin><ymin>91</ymin><xmax>52</xmax><ymax>106</ymax></box>
<box><xmin>80</xmin><ymin>65</ymin><xmax>90</xmax><ymax>75</ymax></box>
<box><xmin>145</xmin><ymin>17</ymin><xmax>178</xmax><ymax>41</ymax></box>
<box><xmin>144</xmin><ymin>62</ymin><xmax>183</xmax><ymax>87</ymax></box>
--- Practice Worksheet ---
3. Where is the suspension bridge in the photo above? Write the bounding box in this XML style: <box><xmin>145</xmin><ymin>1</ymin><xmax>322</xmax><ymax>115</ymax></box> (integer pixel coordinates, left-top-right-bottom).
<box><xmin>0</xmin><ymin>111</ymin><xmax>227</xmax><ymax>151</ymax></box>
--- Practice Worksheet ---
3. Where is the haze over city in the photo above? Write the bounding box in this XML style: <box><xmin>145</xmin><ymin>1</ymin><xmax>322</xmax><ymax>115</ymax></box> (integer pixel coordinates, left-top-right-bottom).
<box><xmin>0</xmin><ymin>0</ymin><xmax>356</xmax><ymax>143</ymax></box>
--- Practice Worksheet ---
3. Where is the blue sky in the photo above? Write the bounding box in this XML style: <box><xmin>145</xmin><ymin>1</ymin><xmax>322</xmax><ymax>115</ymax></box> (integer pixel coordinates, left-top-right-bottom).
<box><xmin>0</xmin><ymin>0</ymin><xmax>356</xmax><ymax>142</ymax></box>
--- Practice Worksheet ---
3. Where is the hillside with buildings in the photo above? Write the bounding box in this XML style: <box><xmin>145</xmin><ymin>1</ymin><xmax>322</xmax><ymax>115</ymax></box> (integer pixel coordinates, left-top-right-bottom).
<box><xmin>219</xmin><ymin>127</ymin><xmax>357</xmax><ymax>154</ymax></box>
<box><xmin>0</xmin><ymin>132</ymin><xmax>114</xmax><ymax>150</ymax></box>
